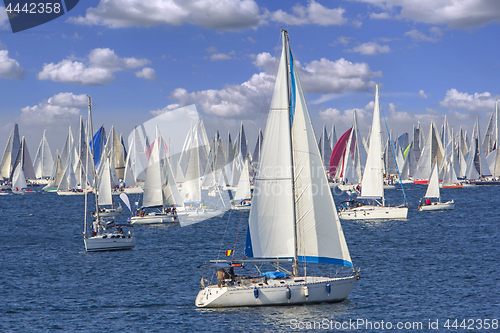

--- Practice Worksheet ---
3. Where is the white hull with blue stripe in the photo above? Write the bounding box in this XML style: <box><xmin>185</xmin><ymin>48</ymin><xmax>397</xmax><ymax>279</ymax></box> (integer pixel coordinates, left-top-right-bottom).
<box><xmin>196</xmin><ymin>275</ymin><xmax>356</xmax><ymax>308</ymax></box>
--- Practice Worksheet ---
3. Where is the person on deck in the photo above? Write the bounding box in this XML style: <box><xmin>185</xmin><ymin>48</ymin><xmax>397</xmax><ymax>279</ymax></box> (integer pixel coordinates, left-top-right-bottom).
<box><xmin>217</xmin><ymin>268</ymin><xmax>226</xmax><ymax>287</ymax></box>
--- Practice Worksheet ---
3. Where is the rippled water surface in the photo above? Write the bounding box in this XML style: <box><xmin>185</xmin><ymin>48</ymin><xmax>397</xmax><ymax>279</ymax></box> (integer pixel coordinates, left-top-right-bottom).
<box><xmin>1</xmin><ymin>185</ymin><xmax>498</xmax><ymax>332</ymax></box>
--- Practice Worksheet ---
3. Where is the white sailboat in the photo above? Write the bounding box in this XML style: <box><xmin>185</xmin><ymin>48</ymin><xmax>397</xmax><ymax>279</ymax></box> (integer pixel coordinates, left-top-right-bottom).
<box><xmin>196</xmin><ymin>30</ymin><xmax>358</xmax><ymax>308</ymax></box>
<box><xmin>11</xmin><ymin>163</ymin><xmax>33</xmax><ymax>194</ymax></box>
<box><xmin>338</xmin><ymin>84</ymin><xmax>408</xmax><ymax>220</ymax></box>
<box><xmin>231</xmin><ymin>158</ymin><xmax>251</xmax><ymax>210</ymax></box>
<box><xmin>32</xmin><ymin>129</ymin><xmax>54</xmax><ymax>185</ymax></box>
<box><xmin>83</xmin><ymin>96</ymin><xmax>136</xmax><ymax>252</ymax></box>
<box><xmin>131</xmin><ymin>130</ymin><xmax>183</xmax><ymax>224</ymax></box>
<box><xmin>92</xmin><ymin>157</ymin><xmax>123</xmax><ymax>218</ymax></box>
<box><xmin>180</xmin><ymin>122</ymin><xmax>225</xmax><ymax>219</ymax></box>
<box><xmin>418</xmin><ymin>161</ymin><xmax>454</xmax><ymax>211</ymax></box>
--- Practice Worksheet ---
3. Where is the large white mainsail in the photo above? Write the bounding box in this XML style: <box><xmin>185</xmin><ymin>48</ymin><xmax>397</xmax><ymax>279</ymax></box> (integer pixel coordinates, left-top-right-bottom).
<box><xmin>360</xmin><ymin>84</ymin><xmax>384</xmax><ymax>200</ymax></box>
<box><xmin>292</xmin><ymin>58</ymin><xmax>351</xmax><ymax>266</ymax></box>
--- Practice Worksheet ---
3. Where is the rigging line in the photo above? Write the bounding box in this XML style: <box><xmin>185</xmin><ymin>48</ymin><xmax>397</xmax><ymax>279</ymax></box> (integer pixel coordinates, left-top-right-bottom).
<box><xmin>216</xmin><ymin>208</ymin><xmax>233</xmax><ymax>262</ymax></box>
<box><xmin>381</xmin><ymin>108</ymin><xmax>408</xmax><ymax>206</ymax></box>
<box><xmin>230</xmin><ymin>209</ymin><xmax>245</xmax><ymax>261</ymax></box>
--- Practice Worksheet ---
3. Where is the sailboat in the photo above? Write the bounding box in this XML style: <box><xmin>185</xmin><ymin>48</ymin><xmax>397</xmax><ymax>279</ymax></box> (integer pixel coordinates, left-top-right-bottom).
<box><xmin>230</xmin><ymin>158</ymin><xmax>251</xmax><ymax>210</ymax></box>
<box><xmin>11</xmin><ymin>163</ymin><xmax>35</xmax><ymax>194</ymax></box>
<box><xmin>32</xmin><ymin>129</ymin><xmax>54</xmax><ymax>185</ymax></box>
<box><xmin>92</xmin><ymin>157</ymin><xmax>123</xmax><ymax>218</ymax></box>
<box><xmin>338</xmin><ymin>84</ymin><xmax>408</xmax><ymax>220</ymax></box>
<box><xmin>83</xmin><ymin>96</ymin><xmax>136</xmax><ymax>252</ymax></box>
<box><xmin>195</xmin><ymin>30</ymin><xmax>358</xmax><ymax>308</ymax></box>
<box><xmin>418</xmin><ymin>161</ymin><xmax>454</xmax><ymax>211</ymax></box>
<box><xmin>131</xmin><ymin>130</ymin><xmax>183</xmax><ymax>224</ymax></box>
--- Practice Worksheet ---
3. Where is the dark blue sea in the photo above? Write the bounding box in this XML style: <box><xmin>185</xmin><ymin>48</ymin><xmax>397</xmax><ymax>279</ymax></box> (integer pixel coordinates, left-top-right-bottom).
<box><xmin>1</xmin><ymin>185</ymin><xmax>499</xmax><ymax>332</ymax></box>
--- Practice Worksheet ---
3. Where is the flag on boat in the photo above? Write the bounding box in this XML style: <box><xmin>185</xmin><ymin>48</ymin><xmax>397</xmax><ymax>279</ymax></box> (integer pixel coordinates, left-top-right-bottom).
<box><xmin>225</xmin><ymin>250</ymin><xmax>232</xmax><ymax>256</ymax></box>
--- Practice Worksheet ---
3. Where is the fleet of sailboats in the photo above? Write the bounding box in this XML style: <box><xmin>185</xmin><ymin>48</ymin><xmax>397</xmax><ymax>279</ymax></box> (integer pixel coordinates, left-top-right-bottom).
<box><xmin>1</xmin><ymin>23</ymin><xmax>499</xmax><ymax>313</ymax></box>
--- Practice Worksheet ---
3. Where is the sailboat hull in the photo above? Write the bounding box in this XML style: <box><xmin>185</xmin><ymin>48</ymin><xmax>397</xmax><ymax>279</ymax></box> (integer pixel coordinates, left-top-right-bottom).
<box><xmin>231</xmin><ymin>204</ymin><xmax>251</xmax><ymax>210</ymax></box>
<box><xmin>195</xmin><ymin>276</ymin><xmax>356</xmax><ymax>308</ymax></box>
<box><xmin>123</xmin><ymin>186</ymin><xmax>143</xmax><ymax>194</ymax></box>
<box><xmin>418</xmin><ymin>200</ymin><xmax>455</xmax><ymax>211</ymax></box>
<box><xmin>84</xmin><ymin>235</ymin><xmax>136</xmax><ymax>251</ymax></box>
<box><xmin>92</xmin><ymin>206</ymin><xmax>123</xmax><ymax>218</ymax></box>
<box><xmin>130</xmin><ymin>213</ymin><xmax>179</xmax><ymax>224</ymax></box>
<box><xmin>339</xmin><ymin>205</ymin><xmax>408</xmax><ymax>220</ymax></box>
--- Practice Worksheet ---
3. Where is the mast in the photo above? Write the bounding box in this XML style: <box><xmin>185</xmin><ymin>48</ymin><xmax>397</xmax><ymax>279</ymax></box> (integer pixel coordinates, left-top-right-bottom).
<box><xmin>83</xmin><ymin>96</ymin><xmax>91</xmax><ymax>239</ymax></box>
<box><xmin>283</xmin><ymin>29</ymin><xmax>299</xmax><ymax>276</ymax></box>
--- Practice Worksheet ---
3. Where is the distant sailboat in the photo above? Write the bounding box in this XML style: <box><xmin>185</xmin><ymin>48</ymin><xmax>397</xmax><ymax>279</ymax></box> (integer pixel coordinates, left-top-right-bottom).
<box><xmin>11</xmin><ymin>163</ymin><xmax>33</xmax><ymax>194</ymax></box>
<box><xmin>131</xmin><ymin>130</ymin><xmax>183</xmax><ymax>225</ymax></box>
<box><xmin>33</xmin><ymin>129</ymin><xmax>54</xmax><ymax>185</ymax></box>
<box><xmin>338</xmin><ymin>84</ymin><xmax>408</xmax><ymax>220</ymax></box>
<box><xmin>92</xmin><ymin>157</ymin><xmax>123</xmax><ymax>218</ymax></box>
<box><xmin>83</xmin><ymin>96</ymin><xmax>136</xmax><ymax>252</ymax></box>
<box><xmin>418</xmin><ymin>161</ymin><xmax>455</xmax><ymax>211</ymax></box>
<box><xmin>196</xmin><ymin>30</ymin><xmax>358</xmax><ymax>308</ymax></box>
<box><xmin>230</xmin><ymin>158</ymin><xmax>251</xmax><ymax>210</ymax></box>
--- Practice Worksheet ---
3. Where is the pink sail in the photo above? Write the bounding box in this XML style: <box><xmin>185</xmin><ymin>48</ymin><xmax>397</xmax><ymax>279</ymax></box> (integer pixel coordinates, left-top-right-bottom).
<box><xmin>329</xmin><ymin>127</ymin><xmax>353</xmax><ymax>179</ymax></box>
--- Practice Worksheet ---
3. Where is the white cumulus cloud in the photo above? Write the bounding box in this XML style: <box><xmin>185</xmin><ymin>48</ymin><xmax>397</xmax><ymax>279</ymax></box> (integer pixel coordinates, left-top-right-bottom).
<box><xmin>156</xmin><ymin>52</ymin><xmax>381</xmax><ymax>119</ymax></box>
<box><xmin>439</xmin><ymin>88</ymin><xmax>497</xmax><ymax>112</ymax></box>
<box><xmin>135</xmin><ymin>67</ymin><xmax>158</xmax><ymax>80</ymax></box>
<box><xmin>347</xmin><ymin>42</ymin><xmax>391</xmax><ymax>55</ymax></box>
<box><xmin>21</xmin><ymin>93</ymin><xmax>87</xmax><ymax>124</ymax></box>
<box><xmin>0</xmin><ymin>50</ymin><xmax>25</xmax><ymax>80</ymax></box>
<box><xmin>355</xmin><ymin>0</ymin><xmax>500</xmax><ymax>29</ymax></box>
<box><xmin>269</xmin><ymin>0</ymin><xmax>347</xmax><ymax>26</ymax></box>
<box><xmin>68</xmin><ymin>0</ymin><xmax>261</xmax><ymax>32</ymax></box>
<box><xmin>37</xmin><ymin>48</ymin><xmax>151</xmax><ymax>86</ymax></box>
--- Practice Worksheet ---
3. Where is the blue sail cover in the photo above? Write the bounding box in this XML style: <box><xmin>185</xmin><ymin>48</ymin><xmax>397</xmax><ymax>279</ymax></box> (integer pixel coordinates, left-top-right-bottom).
<box><xmin>92</xmin><ymin>126</ymin><xmax>105</xmax><ymax>169</ymax></box>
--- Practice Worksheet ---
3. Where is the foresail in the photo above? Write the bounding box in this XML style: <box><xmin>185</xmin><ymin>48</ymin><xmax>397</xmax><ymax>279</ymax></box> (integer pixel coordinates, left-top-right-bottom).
<box><xmin>246</xmin><ymin>30</ymin><xmax>295</xmax><ymax>259</ymax></box>
<box><xmin>98</xmin><ymin>157</ymin><xmax>113</xmax><ymax>206</ymax></box>
<box><xmin>291</xmin><ymin>60</ymin><xmax>352</xmax><ymax>267</ymax></box>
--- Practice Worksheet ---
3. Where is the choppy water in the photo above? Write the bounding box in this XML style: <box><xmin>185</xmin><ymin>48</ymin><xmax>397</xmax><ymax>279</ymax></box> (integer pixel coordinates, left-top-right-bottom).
<box><xmin>1</xmin><ymin>185</ymin><xmax>499</xmax><ymax>332</ymax></box>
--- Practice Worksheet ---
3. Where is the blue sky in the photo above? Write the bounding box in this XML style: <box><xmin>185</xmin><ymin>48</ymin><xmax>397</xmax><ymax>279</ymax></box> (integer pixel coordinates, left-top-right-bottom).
<box><xmin>1</xmin><ymin>0</ymin><xmax>500</xmax><ymax>155</ymax></box>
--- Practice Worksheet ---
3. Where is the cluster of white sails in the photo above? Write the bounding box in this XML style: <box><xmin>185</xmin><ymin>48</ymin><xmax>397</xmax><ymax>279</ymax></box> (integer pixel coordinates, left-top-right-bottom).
<box><xmin>323</xmin><ymin>101</ymin><xmax>500</xmax><ymax>186</ymax></box>
<box><xmin>0</xmin><ymin>108</ymin><xmax>257</xmax><ymax>213</ymax></box>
